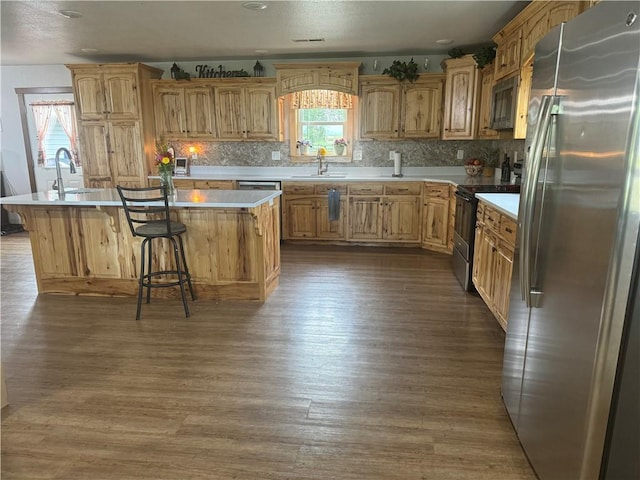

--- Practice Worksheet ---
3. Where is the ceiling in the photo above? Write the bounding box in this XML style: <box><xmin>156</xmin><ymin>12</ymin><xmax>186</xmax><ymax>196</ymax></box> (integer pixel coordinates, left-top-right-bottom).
<box><xmin>1</xmin><ymin>1</ymin><xmax>529</xmax><ymax>66</ymax></box>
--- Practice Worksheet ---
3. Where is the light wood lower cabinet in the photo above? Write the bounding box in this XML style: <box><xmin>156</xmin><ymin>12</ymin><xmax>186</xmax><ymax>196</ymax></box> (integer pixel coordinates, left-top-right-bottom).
<box><xmin>472</xmin><ymin>201</ymin><xmax>517</xmax><ymax>330</ymax></box>
<box><xmin>282</xmin><ymin>181</ymin><xmax>422</xmax><ymax>244</ymax></box>
<box><xmin>422</xmin><ymin>182</ymin><xmax>451</xmax><ymax>253</ymax></box>
<box><xmin>282</xmin><ymin>183</ymin><xmax>347</xmax><ymax>240</ymax></box>
<box><xmin>150</xmin><ymin>179</ymin><xmax>235</xmax><ymax>190</ymax></box>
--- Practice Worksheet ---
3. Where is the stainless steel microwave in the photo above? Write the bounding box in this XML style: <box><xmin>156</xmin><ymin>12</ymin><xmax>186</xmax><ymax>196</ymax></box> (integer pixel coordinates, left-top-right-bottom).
<box><xmin>490</xmin><ymin>75</ymin><xmax>519</xmax><ymax>130</ymax></box>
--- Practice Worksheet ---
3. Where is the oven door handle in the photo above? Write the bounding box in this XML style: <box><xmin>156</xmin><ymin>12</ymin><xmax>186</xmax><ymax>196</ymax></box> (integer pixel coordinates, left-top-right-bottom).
<box><xmin>454</xmin><ymin>191</ymin><xmax>472</xmax><ymax>202</ymax></box>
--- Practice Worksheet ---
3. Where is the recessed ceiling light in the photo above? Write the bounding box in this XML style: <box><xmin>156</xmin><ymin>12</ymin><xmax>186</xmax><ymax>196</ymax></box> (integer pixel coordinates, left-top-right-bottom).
<box><xmin>292</xmin><ymin>38</ymin><xmax>325</xmax><ymax>43</ymax></box>
<box><xmin>81</xmin><ymin>48</ymin><xmax>98</xmax><ymax>53</ymax></box>
<box><xmin>436</xmin><ymin>39</ymin><xmax>454</xmax><ymax>45</ymax></box>
<box><xmin>242</xmin><ymin>2</ymin><xmax>267</xmax><ymax>10</ymax></box>
<box><xmin>58</xmin><ymin>10</ymin><xmax>83</xmax><ymax>19</ymax></box>
<box><xmin>255</xmin><ymin>49</ymin><xmax>269</xmax><ymax>54</ymax></box>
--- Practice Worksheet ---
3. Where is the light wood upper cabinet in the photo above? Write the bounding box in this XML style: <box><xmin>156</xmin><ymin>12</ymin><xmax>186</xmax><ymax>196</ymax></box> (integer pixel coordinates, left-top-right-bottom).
<box><xmin>215</xmin><ymin>84</ymin><xmax>277</xmax><ymax>140</ymax></box>
<box><xmin>521</xmin><ymin>4</ymin><xmax>551</xmax><ymax>62</ymax></box>
<box><xmin>359</xmin><ymin>75</ymin><xmax>444</xmax><ymax>140</ymax></box>
<box><xmin>68</xmin><ymin>63</ymin><xmax>162</xmax><ymax>188</ymax></box>
<box><xmin>73</xmin><ymin>68</ymin><xmax>139</xmax><ymax>120</ymax></box>
<box><xmin>494</xmin><ymin>28</ymin><xmax>522</xmax><ymax>81</ymax></box>
<box><xmin>244</xmin><ymin>86</ymin><xmax>278</xmax><ymax>139</ymax></box>
<box><xmin>514</xmin><ymin>58</ymin><xmax>534</xmax><ymax>140</ymax></box>
<box><xmin>547</xmin><ymin>1</ymin><xmax>586</xmax><ymax>30</ymax></box>
<box><xmin>401</xmin><ymin>79</ymin><xmax>443</xmax><ymax>138</ymax></box>
<box><xmin>153</xmin><ymin>85</ymin><xmax>215</xmax><ymax>139</ymax></box>
<box><xmin>476</xmin><ymin>64</ymin><xmax>500</xmax><ymax>139</ymax></box>
<box><xmin>441</xmin><ymin>55</ymin><xmax>480</xmax><ymax>140</ymax></box>
<box><xmin>359</xmin><ymin>83</ymin><xmax>400</xmax><ymax>139</ymax></box>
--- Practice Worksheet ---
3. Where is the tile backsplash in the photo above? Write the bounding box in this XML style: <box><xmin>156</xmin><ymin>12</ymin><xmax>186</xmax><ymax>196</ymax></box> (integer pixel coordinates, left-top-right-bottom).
<box><xmin>174</xmin><ymin>139</ymin><xmax>525</xmax><ymax>168</ymax></box>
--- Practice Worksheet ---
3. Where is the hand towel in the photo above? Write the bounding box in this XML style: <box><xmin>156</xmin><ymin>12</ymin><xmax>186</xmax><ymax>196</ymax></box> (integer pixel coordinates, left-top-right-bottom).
<box><xmin>328</xmin><ymin>189</ymin><xmax>340</xmax><ymax>221</ymax></box>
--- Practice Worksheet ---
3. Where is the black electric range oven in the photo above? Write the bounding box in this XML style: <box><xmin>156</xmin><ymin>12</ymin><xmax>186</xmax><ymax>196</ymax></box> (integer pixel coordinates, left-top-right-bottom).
<box><xmin>452</xmin><ymin>183</ymin><xmax>520</xmax><ymax>291</ymax></box>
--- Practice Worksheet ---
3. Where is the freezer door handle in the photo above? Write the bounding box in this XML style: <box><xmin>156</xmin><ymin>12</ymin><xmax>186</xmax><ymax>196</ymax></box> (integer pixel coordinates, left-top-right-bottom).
<box><xmin>520</xmin><ymin>94</ymin><xmax>555</xmax><ymax>307</ymax></box>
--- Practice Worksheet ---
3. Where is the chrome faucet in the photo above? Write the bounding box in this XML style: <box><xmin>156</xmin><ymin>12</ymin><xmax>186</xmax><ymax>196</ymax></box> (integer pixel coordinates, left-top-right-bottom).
<box><xmin>52</xmin><ymin>147</ymin><xmax>76</xmax><ymax>195</ymax></box>
<box><xmin>317</xmin><ymin>152</ymin><xmax>328</xmax><ymax>176</ymax></box>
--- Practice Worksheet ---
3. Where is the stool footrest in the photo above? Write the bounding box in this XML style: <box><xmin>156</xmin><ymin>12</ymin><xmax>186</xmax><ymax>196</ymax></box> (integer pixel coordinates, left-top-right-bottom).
<box><xmin>142</xmin><ymin>270</ymin><xmax>192</xmax><ymax>289</ymax></box>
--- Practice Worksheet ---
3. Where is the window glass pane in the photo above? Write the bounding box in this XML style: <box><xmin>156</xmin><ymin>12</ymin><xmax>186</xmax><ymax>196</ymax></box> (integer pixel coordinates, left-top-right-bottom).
<box><xmin>43</xmin><ymin>117</ymin><xmax>72</xmax><ymax>168</ymax></box>
<box><xmin>298</xmin><ymin>108</ymin><xmax>347</xmax><ymax>153</ymax></box>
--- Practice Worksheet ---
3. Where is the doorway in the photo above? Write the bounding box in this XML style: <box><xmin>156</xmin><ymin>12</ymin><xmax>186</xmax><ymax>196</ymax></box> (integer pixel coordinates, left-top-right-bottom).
<box><xmin>16</xmin><ymin>87</ymin><xmax>83</xmax><ymax>193</ymax></box>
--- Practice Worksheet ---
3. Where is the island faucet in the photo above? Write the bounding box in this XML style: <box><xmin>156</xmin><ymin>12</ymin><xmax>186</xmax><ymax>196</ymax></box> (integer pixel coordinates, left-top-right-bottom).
<box><xmin>52</xmin><ymin>147</ymin><xmax>76</xmax><ymax>195</ymax></box>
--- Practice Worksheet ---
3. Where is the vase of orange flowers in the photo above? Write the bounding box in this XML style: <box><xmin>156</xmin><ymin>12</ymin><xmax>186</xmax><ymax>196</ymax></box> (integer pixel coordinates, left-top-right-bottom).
<box><xmin>155</xmin><ymin>141</ymin><xmax>175</xmax><ymax>195</ymax></box>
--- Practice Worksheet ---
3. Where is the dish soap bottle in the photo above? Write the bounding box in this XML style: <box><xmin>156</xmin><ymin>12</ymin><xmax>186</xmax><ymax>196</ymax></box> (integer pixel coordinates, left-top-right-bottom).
<box><xmin>501</xmin><ymin>154</ymin><xmax>511</xmax><ymax>182</ymax></box>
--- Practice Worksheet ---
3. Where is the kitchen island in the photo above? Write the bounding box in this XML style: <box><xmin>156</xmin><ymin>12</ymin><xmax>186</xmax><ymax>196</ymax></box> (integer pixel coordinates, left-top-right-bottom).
<box><xmin>0</xmin><ymin>188</ymin><xmax>281</xmax><ymax>302</ymax></box>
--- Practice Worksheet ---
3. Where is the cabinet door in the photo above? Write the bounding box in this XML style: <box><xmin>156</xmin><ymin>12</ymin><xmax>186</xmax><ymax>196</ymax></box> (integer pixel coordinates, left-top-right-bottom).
<box><xmin>473</xmin><ymin>225</ymin><xmax>498</xmax><ymax>301</ymax></box>
<box><xmin>74</xmin><ymin>73</ymin><xmax>105</xmax><ymax>120</ymax></box>
<box><xmin>494</xmin><ymin>29</ymin><xmax>522</xmax><ymax>81</ymax></box>
<box><xmin>514</xmin><ymin>59</ymin><xmax>534</xmax><ymax>140</ymax></box>
<box><xmin>102</xmin><ymin>70</ymin><xmax>139</xmax><ymax>118</ymax></box>
<box><xmin>493</xmin><ymin>241</ymin><xmax>514</xmax><ymax>330</ymax></box>
<box><xmin>79</xmin><ymin>122</ymin><xmax>112</xmax><ymax>187</ymax></box>
<box><xmin>476</xmin><ymin>65</ymin><xmax>500</xmax><ymax>139</ymax></box>
<box><xmin>348</xmin><ymin>197</ymin><xmax>383</xmax><ymax>240</ymax></box>
<box><xmin>442</xmin><ymin>57</ymin><xmax>479</xmax><ymax>140</ymax></box>
<box><xmin>384</xmin><ymin>196</ymin><xmax>421</xmax><ymax>241</ymax></box>
<box><xmin>184</xmin><ymin>87</ymin><xmax>216</xmax><ymax>138</ymax></box>
<box><xmin>316</xmin><ymin>198</ymin><xmax>346</xmax><ymax>239</ymax></box>
<box><xmin>521</xmin><ymin>6</ymin><xmax>549</xmax><ymax>62</ymax></box>
<box><xmin>193</xmin><ymin>180</ymin><xmax>234</xmax><ymax>190</ymax></box>
<box><xmin>284</xmin><ymin>197</ymin><xmax>316</xmax><ymax>239</ymax></box>
<box><xmin>402</xmin><ymin>81</ymin><xmax>443</xmax><ymax>138</ymax></box>
<box><xmin>422</xmin><ymin>196</ymin><xmax>449</xmax><ymax>248</ymax></box>
<box><xmin>154</xmin><ymin>86</ymin><xmax>186</xmax><ymax>138</ymax></box>
<box><xmin>547</xmin><ymin>1</ymin><xmax>584</xmax><ymax>30</ymax></box>
<box><xmin>359</xmin><ymin>84</ymin><xmax>400</xmax><ymax>139</ymax></box>
<box><xmin>245</xmin><ymin>86</ymin><xmax>277</xmax><ymax>139</ymax></box>
<box><xmin>215</xmin><ymin>87</ymin><xmax>245</xmax><ymax>139</ymax></box>
<box><xmin>108</xmin><ymin>120</ymin><xmax>145</xmax><ymax>186</ymax></box>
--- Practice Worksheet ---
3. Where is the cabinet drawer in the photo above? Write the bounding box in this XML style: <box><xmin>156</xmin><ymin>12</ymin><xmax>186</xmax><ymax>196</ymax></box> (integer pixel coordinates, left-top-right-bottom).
<box><xmin>193</xmin><ymin>180</ymin><xmax>235</xmax><ymax>190</ymax></box>
<box><xmin>500</xmin><ymin>216</ymin><xmax>517</xmax><ymax>246</ymax></box>
<box><xmin>283</xmin><ymin>183</ymin><xmax>315</xmax><ymax>194</ymax></box>
<box><xmin>385</xmin><ymin>183</ymin><xmax>422</xmax><ymax>196</ymax></box>
<box><xmin>172</xmin><ymin>179</ymin><xmax>196</xmax><ymax>189</ymax></box>
<box><xmin>315</xmin><ymin>183</ymin><xmax>347</xmax><ymax>195</ymax></box>
<box><xmin>424</xmin><ymin>183</ymin><xmax>450</xmax><ymax>198</ymax></box>
<box><xmin>484</xmin><ymin>206</ymin><xmax>501</xmax><ymax>232</ymax></box>
<box><xmin>349</xmin><ymin>183</ymin><xmax>384</xmax><ymax>195</ymax></box>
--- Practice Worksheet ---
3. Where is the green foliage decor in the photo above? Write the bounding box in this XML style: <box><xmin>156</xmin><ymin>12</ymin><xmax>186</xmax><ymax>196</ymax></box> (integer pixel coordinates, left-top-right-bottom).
<box><xmin>383</xmin><ymin>58</ymin><xmax>419</xmax><ymax>82</ymax></box>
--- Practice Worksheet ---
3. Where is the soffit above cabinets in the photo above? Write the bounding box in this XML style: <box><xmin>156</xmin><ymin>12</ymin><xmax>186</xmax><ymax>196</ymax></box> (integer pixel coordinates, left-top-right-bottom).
<box><xmin>274</xmin><ymin>62</ymin><xmax>361</xmax><ymax>96</ymax></box>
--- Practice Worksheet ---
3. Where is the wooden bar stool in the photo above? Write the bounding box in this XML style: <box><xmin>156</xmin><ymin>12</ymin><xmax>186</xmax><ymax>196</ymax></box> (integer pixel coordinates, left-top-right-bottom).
<box><xmin>117</xmin><ymin>186</ymin><xmax>196</xmax><ymax>320</ymax></box>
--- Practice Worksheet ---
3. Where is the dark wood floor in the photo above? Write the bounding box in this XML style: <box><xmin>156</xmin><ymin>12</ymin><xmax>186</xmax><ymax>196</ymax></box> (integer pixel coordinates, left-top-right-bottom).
<box><xmin>1</xmin><ymin>233</ymin><xmax>535</xmax><ymax>479</ymax></box>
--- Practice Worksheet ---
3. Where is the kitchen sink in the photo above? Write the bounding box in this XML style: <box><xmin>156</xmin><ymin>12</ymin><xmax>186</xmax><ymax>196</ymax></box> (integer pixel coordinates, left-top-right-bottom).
<box><xmin>290</xmin><ymin>174</ymin><xmax>347</xmax><ymax>178</ymax></box>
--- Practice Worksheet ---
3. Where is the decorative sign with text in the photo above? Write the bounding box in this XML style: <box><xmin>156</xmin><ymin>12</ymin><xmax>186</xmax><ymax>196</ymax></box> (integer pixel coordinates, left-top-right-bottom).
<box><xmin>195</xmin><ymin>65</ymin><xmax>250</xmax><ymax>78</ymax></box>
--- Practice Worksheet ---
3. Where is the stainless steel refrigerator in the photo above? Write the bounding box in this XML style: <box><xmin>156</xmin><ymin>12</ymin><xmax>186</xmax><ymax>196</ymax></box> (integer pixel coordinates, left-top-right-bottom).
<box><xmin>502</xmin><ymin>2</ymin><xmax>640</xmax><ymax>479</ymax></box>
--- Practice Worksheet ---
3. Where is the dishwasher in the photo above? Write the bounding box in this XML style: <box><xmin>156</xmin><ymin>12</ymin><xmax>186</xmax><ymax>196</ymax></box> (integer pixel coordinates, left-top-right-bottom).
<box><xmin>237</xmin><ymin>181</ymin><xmax>282</xmax><ymax>239</ymax></box>
<box><xmin>237</xmin><ymin>180</ymin><xmax>281</xmax><ymax>191</ymax></box>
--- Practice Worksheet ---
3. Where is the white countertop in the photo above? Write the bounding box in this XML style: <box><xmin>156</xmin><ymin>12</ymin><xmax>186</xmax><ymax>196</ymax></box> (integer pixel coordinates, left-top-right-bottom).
<box><xmin>0</xmin><ymin>188</ymin><xmax>281</xmax><ymax>209</ymax></box>
<box><xmin>475</xmin><ymin>193</ymin><xmax>520</xmax><ymax>219</ymax></box>
<box><xmin>155</xmin><ymin>166</ymin><xmax>509</xmax><ymax>186</ymax></box>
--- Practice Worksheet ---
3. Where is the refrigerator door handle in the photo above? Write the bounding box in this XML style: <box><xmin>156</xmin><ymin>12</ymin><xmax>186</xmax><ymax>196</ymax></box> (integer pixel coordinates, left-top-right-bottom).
<box><xmin>520</xmin><ymin>94</ymin><xmax>555</xmax><ymax>307</ymax></box>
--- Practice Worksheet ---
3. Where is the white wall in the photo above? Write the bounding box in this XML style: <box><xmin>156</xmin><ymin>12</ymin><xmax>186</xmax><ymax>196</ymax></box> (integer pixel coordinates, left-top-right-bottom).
<box><xmin>1</xmin><ymin>65</ymin><xmax>73</xmax><ymax>195</ymax></box>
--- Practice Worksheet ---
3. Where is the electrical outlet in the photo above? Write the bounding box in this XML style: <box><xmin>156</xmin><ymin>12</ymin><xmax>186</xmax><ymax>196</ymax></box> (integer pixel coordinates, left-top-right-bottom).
<box><xmin>271</xmin><ymin>151</ymin><xmax>281</xmax><ymax>161</ymax></box>
<box><xmin>353</xmin><ymin>150</ymin><xmax>363</xmax><ymax>161</ymax></box>
<box><xmin>389</xmin><ymin>150</ymin><xmax>396</xmax><ymax>160</ymax></box>
<box><xmin>456</xmin><ymin>149</ymin><xmax>464</xmax><ymax>160</ymax></box>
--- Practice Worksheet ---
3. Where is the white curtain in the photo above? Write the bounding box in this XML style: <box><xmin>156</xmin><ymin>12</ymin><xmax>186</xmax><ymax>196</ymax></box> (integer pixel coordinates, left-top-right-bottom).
<box><xmin>52</xmin><ymin>103</ymin><xmax>79</xmax><ymax>166</ymax></box>
<box><xmin>291</xmin><ymin>89</ymin><xmax>353</xmax><ymax>109</ymax></box>
<box><xmin>30</xmin><ymin>104</ymin><xmax>53</xmax><ymax>166</ymax></box>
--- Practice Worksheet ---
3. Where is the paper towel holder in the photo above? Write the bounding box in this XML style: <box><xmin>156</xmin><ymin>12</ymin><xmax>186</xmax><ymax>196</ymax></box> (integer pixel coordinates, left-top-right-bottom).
<box><xmin>392</xmin><ymin>150</ymin><xmax>403</xmax><ymax>177</ymax></box>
